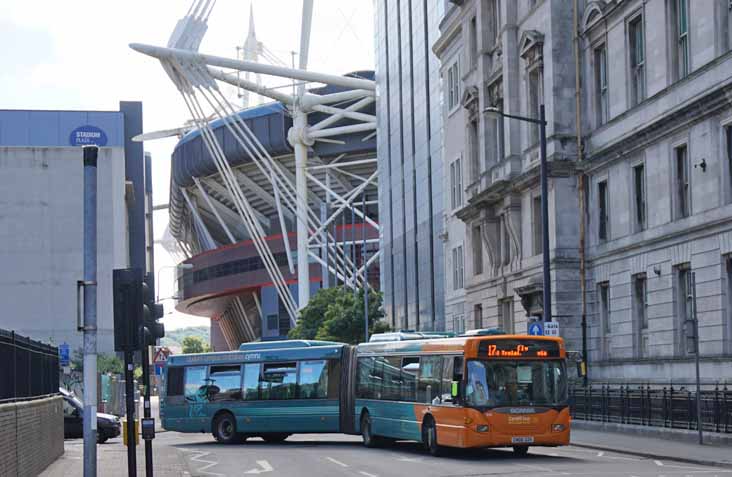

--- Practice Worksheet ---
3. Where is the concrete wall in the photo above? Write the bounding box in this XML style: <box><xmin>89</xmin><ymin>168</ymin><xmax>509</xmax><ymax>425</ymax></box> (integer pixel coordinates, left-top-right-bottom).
<box><xmin>0</xmin><ymin>396</ymin><xmax>64</xmax><ymax>476</ymax></box>
<box><xmin>0</xmin><ymin>146</ymin><xmax>128</xmax><ymax>353</ymax></box>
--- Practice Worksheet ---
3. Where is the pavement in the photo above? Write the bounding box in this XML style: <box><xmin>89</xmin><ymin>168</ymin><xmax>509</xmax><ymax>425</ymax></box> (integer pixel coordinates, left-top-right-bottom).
<box><xmin>41</xmin><ymin>429</ymin><xmax>732</xmax><ymax>477</ymax></box>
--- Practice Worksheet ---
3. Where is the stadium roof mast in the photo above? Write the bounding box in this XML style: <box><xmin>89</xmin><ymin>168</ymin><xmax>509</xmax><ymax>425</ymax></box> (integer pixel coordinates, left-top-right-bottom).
<box><xmin>130</xmin><ymin>0</ymin><xmax>377</xmax><ymax>315</ymax></box>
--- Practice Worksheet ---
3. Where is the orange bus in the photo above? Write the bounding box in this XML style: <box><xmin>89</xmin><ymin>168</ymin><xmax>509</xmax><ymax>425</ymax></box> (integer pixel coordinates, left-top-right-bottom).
<box><xmin>353</xmin><ymin>331</ymin><xmax>570</xmax><ymax>456</ymax></box>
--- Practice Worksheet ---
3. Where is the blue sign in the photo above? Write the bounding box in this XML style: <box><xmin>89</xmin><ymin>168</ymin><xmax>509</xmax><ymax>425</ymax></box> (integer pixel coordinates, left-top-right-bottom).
<box><xmin>155</xmin><ymin>364</ymin><xmax>164</xmax><ymax>376</ymax></box>
<box><xmin>528</xmin><ymin>322</ymin><xmax>544</xmax><ymax>336</ymax></box>
<box><xmin>69</xmin><ymin>125</ymin><xmax>108</xmax><ymax>147</ymax></box>
<box><xmin>59</xmin><ymin>343</ymin><xmax>70</xmax><ymax>367</ymax></box>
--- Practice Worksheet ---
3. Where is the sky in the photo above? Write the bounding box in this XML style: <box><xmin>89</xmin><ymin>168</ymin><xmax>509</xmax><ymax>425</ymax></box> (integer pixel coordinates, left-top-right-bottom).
<box><xmin>0</xmin><ymin>0</ymin><xmax>375</xmax><ymax>330</ymax></box>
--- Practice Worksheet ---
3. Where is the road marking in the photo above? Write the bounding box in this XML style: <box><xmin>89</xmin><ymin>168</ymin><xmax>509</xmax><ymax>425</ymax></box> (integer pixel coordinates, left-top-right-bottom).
<box><xmin>655</xmin><ymin>460</ymin><xmax>664</xmax><ymax>466</ymax></box>
<box><xmin>359</xmin><ymin>472</ymin><xmax>378</xmax><ymax>477</ymax></box>
<box><xmin>397</xmin><ymin>457</ymin><xmax>423</xmax><ymax>463</ymax></box>
<box><xmin>596</xmin><ymin>451</ymin><xmax>604</xmax><ymax>457</ymax></box>
<box><xmin>244</xmin><ymin>460</ymin><xmax>273</xmax><ymax>474</ymax></box>
<box><xmin>326</xmin><ymin>457</ymin><xmax>349</xmax><ymax>467</ymax></box>
<box><xmin>180</xmin><ymin>449</ymin><xmax>223</xmax><ymax>477</ymax></box>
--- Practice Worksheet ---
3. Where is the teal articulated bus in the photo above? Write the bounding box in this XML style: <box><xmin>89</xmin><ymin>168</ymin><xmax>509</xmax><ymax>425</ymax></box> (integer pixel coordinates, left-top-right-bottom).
<box><xmin>161</xmin><ymin>334</ymin><xmax>571</xmax><ymax>454</ymax></box>
<box><xmin>161</xmin><ymin>340</ymin><xmax>359</xmax><ymax>443</ymax></box>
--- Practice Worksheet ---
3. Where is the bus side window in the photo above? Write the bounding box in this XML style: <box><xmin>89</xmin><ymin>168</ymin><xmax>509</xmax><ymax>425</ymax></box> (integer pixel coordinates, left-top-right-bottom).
<box><xmin>167</xmin><ymin>367</ymin><xmax>184</xmax><ymax>396</ymax></box>
<box><xmin>242</xmin><ymin>363</ymin><xmax>260</xmax><ymax>400</ymax></box>
<box><xmin>440</xmin><ymin>358</ymin><xmax>454</xmax><ymax>403</ymax></box>
<box><xmin>356</xmin><ymin>358</ymin><xmax>374</xmax><ymax>399</ymax></box>
<box><xmin>184</xmin><ymin>366</ymin><xmax>208</xmax><ymax>402</ymax></box>
<box><xmin>401</xmin><ymin>357</ymin><xmax>419</xmax><ymax>402</ymax></box>
<box><xmin>260</xmin><ymin>362</ymin><xmax>297</xmax><ymax>400</ymax></box>
<box><xmin>418</xmin><ymin>356</ymin><xmax>442</xmax><ymax>404</ymax></box>
<box><xmin>208</xmin><ymin>365</ymin><xmax>242</xmax><ymax>402</ymax></box>
<box><xmin>299</xmin><ymin>360</ymin><xmax>328</xmax><ymax>399</ymax></box>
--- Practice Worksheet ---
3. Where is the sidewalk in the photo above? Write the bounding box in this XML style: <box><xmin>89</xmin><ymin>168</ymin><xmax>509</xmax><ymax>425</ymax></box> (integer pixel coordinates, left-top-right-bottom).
<box><xmin>40</xmin><ymin>433</ymin><xmax>189</xmax><ymax>476</ymax></box>
<box><xmin>571</xmin><ymin>428</ymin><xmax>732</xmax><ymax>468</ymax></box>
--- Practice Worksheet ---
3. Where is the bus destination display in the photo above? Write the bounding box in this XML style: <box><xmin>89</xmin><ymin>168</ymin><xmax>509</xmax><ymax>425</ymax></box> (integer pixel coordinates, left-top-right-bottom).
<box><xmin>478</xmin><ymin>339</ymin><xmax>560</xmax><ymax>359</ymax></box>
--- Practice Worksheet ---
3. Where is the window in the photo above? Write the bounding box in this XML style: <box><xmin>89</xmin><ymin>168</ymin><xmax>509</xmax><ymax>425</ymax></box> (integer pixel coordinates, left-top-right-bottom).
<box><xmin>488</xmin><ymin>0</ymin><xmax>501</xmax><ymax>46</ymax></box>
<box><xmin>500</xmin><ymin>214</ymin><xmax>511</xmax><ymax>266</ymax></box>
<box><xmin>381</xmin><ymin>357</ymin><xmax>403</xmax><ymax>401</ymax></box>
<box><xmin>633</xmin><ymin>164</ymin><xmax>646</xmax><ymax>231</ymax></box>
<box><xmin>499</xmin><ymin>299</ymin><xmax>514</xmax><ymax>333</ymax></box>
<box><xmin>726</xmin><ymin>125</ymin><xmax>732</xmax><ymax>203</ymax></box>
<box><xmin>208</xmin><ymin>365</ymin><xmax>242</xmax><ymax>402</ymax></box>
<box><xmin>356</xmin><ymin>357</ymin><xmax>378</xmax><ymax>399</ymax></box>
<box><xmin>440</xmin><ymin>357</ymin><xmax>462</xmax><ymax>402</ymax></box>
<box><xmin>453</xmin><ymin>314</ymin><xmax>465</xmax><ymax>334</ymax></box>
<box><xmin>594</xmin><ymin>43</ymin><xmax>609</xmax><ymax>125</ymax></box>
<box><xmin>487</xmin><ymin>98</ymin><xmax>505</xmax><ymax>166</ymax></box>
<box><xmin>472</xmin><ymin>224</ymin><xmax>483</xmax><ymax>275</ymax></box>
<box><xmin>266</xmin><ymin>314</ymin><xmax>278</xmax><ymax>331</ymax></box>
<box><xmin>598</xmin><ymin>180</ymin><xmax>609</xmax><ymax>241</ymax></box>
<box><xmin>632</xmin><ymin>274</ymin><xmax>648</xmax><ymax>357</ymax></box>
<box><xmin>242</xmin><ymin>363</ymin><xmax>260</xmax><ymax>400</ymax></box>
<box><xmin>167</xmin><ymin>367</ymin><xmax>184</xmax><ymax>396</ymax></box>
<box><xmin>447</xmin><ymin>62</ymin><xmax>460</xmax><ymax>110</ymax></box>
<box><xmin>473</xmin><ymin>303</ymin><xmax>483</xmax><ymax>329</ymax></box>
<box><xmin>527</xmin><ymin>68</ymin><xmax>542</xmax><ymax>144</ymax></box>
<box><xmin>532</xmin><ymin>195</ymin><xmax>543</xmax><ymax>256</ymax></box>
<box><xmin>259</xmin><ymin>362</ymin><xmax>297</xmax><ymax>400</ymax></box>
<box><xmin>418</xmin><ymin>356</ymin><xmax>442</xmax><ymax>404</ymax></box>
<box><xmin>450</xmin><ymin>157</ymin><xmax>463</xmax><ymax>209</ymax></box>
<box><xmin>671</xmin><ymin>0</ymin><xmax>690</xmax><ymax>80</ymax></box>
<box><xmin>469</xmin><ymin>119</ymin><xmax>480</xmax><ymax>179</ymax></box>
<box><xmin>726</xmin><ymin>256</ymin><xmax>732</xmax><ymax>354</ymax></box>
<box><xmin>184</xmin><ymin>366</ymin><xmax>208</xmax><ymax>403</ymax></box>
<box><xmin>629</xmin><ymin>14</ymin><xmax>646</xmax><ymax>106</ymax></box>
<box><xmin>453</xmin><ymin>246</ymin><xmax>464</xmax><ymax>290</ymax></box>
<box><xmin>298</xmin><ymin>360</ymin><xmax>328</xmax><ymax>399</ymax></box>
<box><xmin>469</xmin><ymin>16</ymin><xmax>478</xmax><ymax>67</ymax></box>
<box><xmin>675</xmin><ymin>265</ymin><xmax>693</xmax><ymax>355</ymax></box>
<box><xmin>675</xmin><ymin>144</ymin><xmax>690</xmax><ymax>219</ymax></box>
<box><xmin>401</xmin><ymin>357</ymin><xmax>420</xmax><ymax>401</ymax></box>
<box><xmin>598</xmin><ymin>282</ymin><xmax>610</xmax><ymax>360</ymax></box>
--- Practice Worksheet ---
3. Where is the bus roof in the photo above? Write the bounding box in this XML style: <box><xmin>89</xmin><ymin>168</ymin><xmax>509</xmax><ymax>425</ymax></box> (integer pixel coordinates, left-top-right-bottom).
<box><xmin>238</xmin><ymin>339</ymin><xmax>342</xmax><ymax>351</ymax></box>
<box><xmin>356</xmin><ymin>334</ymin><xmax>565</xmax><ymax>358</ymax></box>
<box><xmin>167</xmin><ymin>342</ymin><xmax>346</xmax><ymax>367</ymax></box>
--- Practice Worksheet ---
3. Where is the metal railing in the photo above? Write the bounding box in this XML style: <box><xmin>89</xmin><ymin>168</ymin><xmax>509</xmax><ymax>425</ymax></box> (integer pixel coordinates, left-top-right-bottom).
<box><xmin>570</xmin><ymin>383</ymin><xmax>732</xmax><ymax>434</ymax></box>
<box><xmin>0</xmin><ymin>329</ymin><xmax>60</xmax><ymax>401</ymax></box>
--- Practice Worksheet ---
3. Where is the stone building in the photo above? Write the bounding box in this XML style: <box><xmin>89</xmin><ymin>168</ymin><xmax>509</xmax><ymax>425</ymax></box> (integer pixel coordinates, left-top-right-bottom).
<box><xmin>433</xmin><ymin>0</ymin><xmax>732</xmax><ymax>383</ymax></box>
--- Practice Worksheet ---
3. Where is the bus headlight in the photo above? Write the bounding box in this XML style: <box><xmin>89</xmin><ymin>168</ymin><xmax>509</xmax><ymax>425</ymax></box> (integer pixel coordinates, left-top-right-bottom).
<box><xmin>476</xmin><ymin>425</ymin><xmax>490</xmax><ymax>433</ymax></box>
<box><xmin>552</xmin><ymin>424</ymin><xmax>566</xmax><ymax>432</ymax></box>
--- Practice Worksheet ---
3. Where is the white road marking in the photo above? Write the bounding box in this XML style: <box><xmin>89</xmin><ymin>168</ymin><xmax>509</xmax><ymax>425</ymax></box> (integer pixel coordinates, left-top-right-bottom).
<box><xmin>359</xmin><ymin>472</ymin><xmax>378</xmax><ymax>477</ymax></box>
<box><xmin>655</xmin><ymin>460</ymin><xmax>664</xmax><ymax>466</ymax></box>
<box><xmin>244</xmin><ymin>460</ymin><xmax>274</xmax><ymax>474</ymax></box>
<box><xmin>180</xmin><ymin>449</ymin><xmax>223</xmax><ymax>477</ymax></box>
<box><xmin>326</xmin><ymin>457</ymin><xmax>349</xmax><ymax>467</ymax></box>
<box><xmin>397</xmin><ymin>457</ymin><xmax>423</xmax><ymax>463</ymax></box>
<box><xmin>596</xmin><ymin>451</ymin><xmax>604</xmax><ymax>457</ymax></box>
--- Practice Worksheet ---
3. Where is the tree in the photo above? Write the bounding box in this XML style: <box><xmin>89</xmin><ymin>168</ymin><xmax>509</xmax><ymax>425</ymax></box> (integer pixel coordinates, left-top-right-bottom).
<box><xmin>182</xmin><ymin>335</ymin><xmax>210</xmax><ymax>354</ymax></box>
<box><xmin>97</xmin><ymin>354</ymin><xmax>123</xmax><ymax>374</ymax></box>
<box><xmin>289</xmin><ymin>286</ymin><xmax>390</xmax><ymax>345</ymax></box>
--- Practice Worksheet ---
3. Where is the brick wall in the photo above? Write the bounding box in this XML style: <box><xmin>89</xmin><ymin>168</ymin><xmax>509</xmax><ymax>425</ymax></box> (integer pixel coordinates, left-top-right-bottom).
<box><xmin>0</xmin><ymin>396</ymin><xmax>64</xmax><ymax>476</ymax></box>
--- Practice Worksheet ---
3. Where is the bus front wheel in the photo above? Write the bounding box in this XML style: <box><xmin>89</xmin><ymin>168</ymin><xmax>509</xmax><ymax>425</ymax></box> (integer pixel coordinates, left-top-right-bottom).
<box><xmin>422</xmin><ymin>418</ymin><xmax>443</xmax><ymax>457</ymax></box>
<box><xmin>360</xmin><ymin>412</ymin><xmax>381</xmax><ymax>448</ymax></box>
<box><xmin>213</xmin><ymin>412</ymin><xmax>241</xmax><ymax>444</ymax></box>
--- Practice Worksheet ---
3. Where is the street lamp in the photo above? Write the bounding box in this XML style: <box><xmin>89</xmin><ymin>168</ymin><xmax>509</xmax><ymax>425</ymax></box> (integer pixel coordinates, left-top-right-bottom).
<box><xmin>484</xmin><ymin>105</ymin><xmax>551</xmax><ymax>323</ymax></box>
<box><xmin>156</xmin><ymin>263</ymin><xmax>194</xmax><ymax>302</ymax></box>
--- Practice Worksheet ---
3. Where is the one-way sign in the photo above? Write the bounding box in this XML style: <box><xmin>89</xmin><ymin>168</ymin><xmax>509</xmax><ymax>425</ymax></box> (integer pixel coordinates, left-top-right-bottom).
<box><xmin>528</xmin><ymin>322</ymin><xmax>543</xmax><ymax>336</ymax></box>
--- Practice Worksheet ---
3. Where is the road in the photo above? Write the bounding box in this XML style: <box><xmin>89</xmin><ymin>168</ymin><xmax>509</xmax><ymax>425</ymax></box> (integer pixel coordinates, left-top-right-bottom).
<box><xmin>156</xmin><ymin>432</ymin><xmax>731</xmax><ymax>477</ymax></box>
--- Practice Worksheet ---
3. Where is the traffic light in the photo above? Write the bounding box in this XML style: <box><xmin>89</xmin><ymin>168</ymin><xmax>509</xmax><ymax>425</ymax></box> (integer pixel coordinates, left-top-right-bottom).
<box><xmin>113</xmin><ymin>268</ymin><xmax>143</xmax><ymax>352</ymax></box>
<box><xmin>142</xmin><ymin>275</ymin><xmax>165</xmax><ymax>346</ymax></box>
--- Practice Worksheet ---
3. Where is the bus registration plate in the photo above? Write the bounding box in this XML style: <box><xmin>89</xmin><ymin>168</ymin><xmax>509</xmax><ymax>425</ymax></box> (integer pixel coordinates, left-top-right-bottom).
<box><xmin>511</xmin><ymin>436</ymin><xmax>534</xmax><ymax>444</ymax></box>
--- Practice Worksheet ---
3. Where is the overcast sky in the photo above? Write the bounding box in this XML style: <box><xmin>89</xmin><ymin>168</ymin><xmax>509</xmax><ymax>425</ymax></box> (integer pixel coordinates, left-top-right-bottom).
<box><xmin>0</xmin><ymin>0</ymin><xmax>375</xmax><ymax>329</ymax></box>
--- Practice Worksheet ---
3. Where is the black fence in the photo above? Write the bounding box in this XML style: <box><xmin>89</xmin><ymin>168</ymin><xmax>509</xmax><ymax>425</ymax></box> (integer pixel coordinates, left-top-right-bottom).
<box><xmin>570</xmin><ymin>383</ymin><xmax>732</xmax><ymax>434</ymax></box>
<box><xmin>0</xmin><ymin>329</ymin><xmax>60</xmax><ymax>401</ymax></box>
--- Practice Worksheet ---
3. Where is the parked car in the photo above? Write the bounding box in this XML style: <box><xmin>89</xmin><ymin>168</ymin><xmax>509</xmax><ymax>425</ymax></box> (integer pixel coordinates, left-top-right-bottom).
<box><xmin>61</xmin><ymin>387</ymin><xmax>121</xmax><ymax>443</ymax></box>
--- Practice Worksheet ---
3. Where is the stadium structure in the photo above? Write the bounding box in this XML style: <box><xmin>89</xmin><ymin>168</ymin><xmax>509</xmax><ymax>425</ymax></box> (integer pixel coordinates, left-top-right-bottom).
<box><xmin>133</xmin><ymin>1</ymin><xmax>379</xmax><ymax>350</ymax></box>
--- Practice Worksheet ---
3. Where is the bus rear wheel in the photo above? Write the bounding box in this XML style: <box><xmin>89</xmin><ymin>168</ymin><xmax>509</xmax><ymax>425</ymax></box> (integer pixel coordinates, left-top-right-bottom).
<box><xmin>262</xmin><ymin>433</ymin><xmax>289</xmax><ymax>443</ymax></box>
<box><xmin>360</xmin><ymin>412</ymin><xmax>381</xmax><ymax>448</ymax></box>
<box><xmin>213</xmin><ymin>412</ymin><xmax>240</xmax><ymax>444</ymax></box>
<box><xmin>513</xmin><ymin>445</ymin><xmax>529</xmax><ymax>456</ymax></box>
<box><xmin>422</xmin><ymin>418</ymin><xmax>443</xmax><ymax>457</ymax></box>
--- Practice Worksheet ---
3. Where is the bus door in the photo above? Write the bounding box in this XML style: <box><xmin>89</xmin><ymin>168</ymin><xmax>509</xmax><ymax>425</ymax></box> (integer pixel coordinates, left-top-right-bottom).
<box><xmin>432</xmin><ymin>356</ymin><xmax>465</xmax><ymax>447</ymax></box>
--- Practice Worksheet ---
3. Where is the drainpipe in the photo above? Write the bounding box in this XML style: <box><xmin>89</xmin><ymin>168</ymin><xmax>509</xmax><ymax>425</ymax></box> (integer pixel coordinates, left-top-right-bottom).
<box><xmin>573</xmin><ymin>0</ymin><xmax>588</xmax><ymax>386</ymax></box>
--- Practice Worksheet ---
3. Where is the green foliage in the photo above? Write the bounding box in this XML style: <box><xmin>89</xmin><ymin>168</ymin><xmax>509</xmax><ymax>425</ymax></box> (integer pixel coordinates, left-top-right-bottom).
<box><xmin>161</xmin><ymin>326</ymin><xmax>210</xmax><ymax>350</ymax></box>
<box><xmin>289</xmin><ymin>286</ymin><xmax>389</xmax><ymax>345</ymax></box>
<box><xmin>181</xmin><ymin>335</ymin><xmax>211</xmax><ymax>354</ymax></box>
<box><xmin>97</xmin><ymin>354</ymin><xmax>123</xmax><ymax>374</ymax></box>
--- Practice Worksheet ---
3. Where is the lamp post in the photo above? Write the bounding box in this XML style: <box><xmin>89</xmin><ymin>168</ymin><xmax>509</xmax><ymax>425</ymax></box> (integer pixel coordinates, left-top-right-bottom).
<box><xmin>156</xmin><ymin>263</ymin><xmax>194</xmax><ymax>302</ymax></box>
<box><xmin>484</xmin><ymin>105</ymin><xmax>551</xmax><ymax>322</ymax></box>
